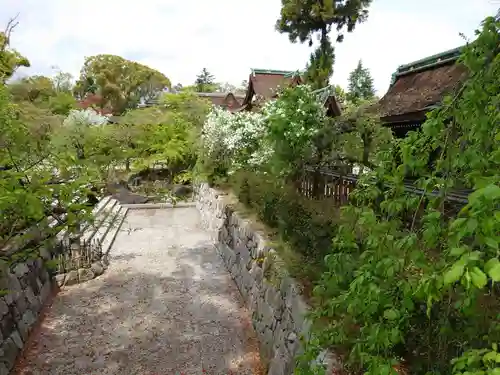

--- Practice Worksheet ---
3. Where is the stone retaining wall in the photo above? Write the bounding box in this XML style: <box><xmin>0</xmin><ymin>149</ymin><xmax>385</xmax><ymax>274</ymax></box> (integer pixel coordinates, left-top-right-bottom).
<box><xmin>0</xmin><ymin>244</ymin><xmax>54</xmax><ymax>374</ymax></box>
<box><xmin>0</xmin><ymin>196</ymin><xmax>117</xmax><ymax>374</ymax></box>
<box><xmin>196</xmin><ymin>183</ymin><xmax>339</xmax><ymax>375</ymax></box>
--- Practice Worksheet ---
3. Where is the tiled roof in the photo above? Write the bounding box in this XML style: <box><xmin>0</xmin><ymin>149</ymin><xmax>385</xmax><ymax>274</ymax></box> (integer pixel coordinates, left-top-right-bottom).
<box><xmin>196</xmin><ymin>92</ymin><xmax>243</xmax><ymax>110</ymax></box>
<box><xmin>233</xmin><ymin>68</ymin><xmax>340</xmax><ymax>117</ymax></box>
<box><xmin>236</xmin><ymin>68</ymin><xmax>302</xmax><ymax>110</ymax></box>
<box><xmin>379</xmin><ymin>45</ymin><xmax>467</xmax><ymax>121</ymax></box>
<box><xmin>196</xmin><ymin>92</ymin><xmax>245</xmax><ymax>99</ymax></box>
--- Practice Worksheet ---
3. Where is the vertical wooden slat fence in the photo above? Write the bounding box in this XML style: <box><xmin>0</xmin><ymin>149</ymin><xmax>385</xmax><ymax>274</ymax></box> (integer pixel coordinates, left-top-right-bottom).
<box><xmin>299</xmin><ymin>167</ymin><xmax>471</xmax><ymax>213</ymax></box>
<box><xmin>300</xmin><ymin>168</ymin><xmax>357</xmax><ymax>204</ymax></box>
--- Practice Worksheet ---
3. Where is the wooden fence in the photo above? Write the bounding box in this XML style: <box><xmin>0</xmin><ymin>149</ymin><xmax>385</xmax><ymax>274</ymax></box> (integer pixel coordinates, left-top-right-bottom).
<box><xmin>299</xmin><ymin>167</ymin><xmax>471</xmax><ymax>209</ymax></box>
<box><xmin>299</xmin><ymin>168</ymin><xmax>357</xmax><ymax>205</ymax></box>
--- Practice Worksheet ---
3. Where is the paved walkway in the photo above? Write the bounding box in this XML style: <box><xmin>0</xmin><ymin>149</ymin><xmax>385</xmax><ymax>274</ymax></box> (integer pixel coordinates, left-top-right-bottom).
<box><xmin>14</xmin><ymin>207</ymin><xmax>262</xmax><ymax>375</ymax></box>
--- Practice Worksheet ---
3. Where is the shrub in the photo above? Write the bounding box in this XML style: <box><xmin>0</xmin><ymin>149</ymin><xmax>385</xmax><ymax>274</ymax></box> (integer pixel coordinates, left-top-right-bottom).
<box><xmin>230</xmin><ymin>170</ymin><xmax>339</xmax><ymax>282</ymax></box>
<box><xmin>298</xmin><ymin>15</ymin><xmax>500</xmax><ymax>375</ymax></box>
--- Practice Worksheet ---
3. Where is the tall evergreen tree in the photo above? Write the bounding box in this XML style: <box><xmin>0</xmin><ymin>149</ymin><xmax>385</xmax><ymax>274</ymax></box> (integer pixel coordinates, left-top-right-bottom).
<box><xmin>304</xmin><ymin>38</ymin><xmax>335</xmax><ymax>90</ymax></box>
<box><xmin>195</xmin><ymin>68</ymin><xmax>216</xmax><ymax>93</ymax></box>
<box><xmin>276</xmin><ymin>0</ymin><xmax>372</xmax><ymax>89</ymax></box>
<box><xmin>347</xmin><ymin>60</ymin><xmax>375</xmax><ymax>103</ymax></box>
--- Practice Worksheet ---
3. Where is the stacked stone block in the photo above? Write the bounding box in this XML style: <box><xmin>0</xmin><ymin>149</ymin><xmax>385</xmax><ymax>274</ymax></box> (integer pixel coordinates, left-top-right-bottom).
<box><xmin>0</xmin><ymin>247</ymin><xmax>53</xmax><ymax>374</ymax></box>
<box><xmin>196</xmin><ymin>183</ymin><xmax>339</xmax><ymax>375</ymax></box>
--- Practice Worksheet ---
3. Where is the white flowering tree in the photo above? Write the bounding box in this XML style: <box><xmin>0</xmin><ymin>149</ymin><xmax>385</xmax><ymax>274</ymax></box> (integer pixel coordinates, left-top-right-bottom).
<box><xmin>63</xmin><ymin>108</ymin><xmax>109</xmax><ymax>128</ymax></box>
<box><xmin>199</xmin><ymin>85</ymin><xmax>328</xmax><ymax>183</ymax></box>
<box><xmin>54</xmin><ymin>108</ymin><xmax>113</xmax><ymax>166</ymax></box>
<box><xmin>201</xmin><ymin>106</ymin><xmax>267</xmax><ymax>176</ymax></box>
<box><xmin>261</xmin><ymin>84</ymin><xmax>327</xmax><ymax>181</ymax></box>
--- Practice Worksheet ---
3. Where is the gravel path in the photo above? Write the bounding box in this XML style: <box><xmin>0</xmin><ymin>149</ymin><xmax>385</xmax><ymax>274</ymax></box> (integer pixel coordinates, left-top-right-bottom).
<box><xmin>14</xmin><ymin>207</ymin><xmax>263</xmax><ymax>375</ymax></box>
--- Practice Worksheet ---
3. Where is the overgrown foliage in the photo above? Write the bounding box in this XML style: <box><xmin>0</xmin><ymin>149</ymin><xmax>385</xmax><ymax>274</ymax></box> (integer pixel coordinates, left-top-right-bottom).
<box><xmin>197</xmin><ymin>105</ymin><xmax>266</xmax><ymax>183</ymax></box>
<box><xmin>55</xmin><ymin>90</ymin><xmax>209</xmax><ymax>181</ymax></box>
<box><xmin>298</xmin><ymin>15</ymin><xmax>500</xmax><ymax>375</ymax></box>
<box><xmin>329</xmin><ymin>98</ymin><xmax>392</xmax><ymax>172</ymax></box>
<box><xmin>198</xmin><ymin>83</ymin><xmax>383</xmax><ymax>291</ymax></box>
<box><xmin>198</xmin><ymin>81</ymin><xmax>390</xmax><ymax>187</ymax></box>
<box><xmin>8</xmin><ymin>74</ymin><xmax>78</xmax><ymax>116</ymax></box>
<box><xmin>0</xmin><ymin>19</ymin><xmax>204</xmax><ymax>275</ymax></box>
<box><xmin>1</xmin><ymin>26</ymin><xmax>95</xmax><ymax>254</ymax></box>
<box><xmin>0</xmin><ymin>83</ymin><xmax>97</xmax><ymax>254</ymax></box>
<box><xmin>196</xmin><ymin>11</ymin><xmax>499</xmax><ymax>375</ymax></box>
<box><xmin>261</xmin><ymin>85</ymin><xmax>328</xmax><ymax>182</ymax></box>
<box><xmin>230</xmin><ymin>170</ymin><xmax>338</xmax><ymax>287</ymax></box>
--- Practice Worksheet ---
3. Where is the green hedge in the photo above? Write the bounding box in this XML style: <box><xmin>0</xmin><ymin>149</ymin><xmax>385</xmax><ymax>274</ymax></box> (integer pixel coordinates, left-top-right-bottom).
<box><xmin>229</xmin><ymin>171</ymin><xmax>340</xmax><ymax>280</ymax></box>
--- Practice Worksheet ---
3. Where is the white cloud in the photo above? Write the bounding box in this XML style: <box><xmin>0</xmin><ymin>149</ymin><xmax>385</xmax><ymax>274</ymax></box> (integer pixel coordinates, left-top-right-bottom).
<box><xmin>2</xmin><ymin>0</ymin><xmax>498</xmax><ymax>95</ymax></box>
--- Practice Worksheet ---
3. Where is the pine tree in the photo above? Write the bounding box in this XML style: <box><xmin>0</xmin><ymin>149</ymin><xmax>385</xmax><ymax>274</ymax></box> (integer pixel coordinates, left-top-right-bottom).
<box><xmin>276</xmin><ymin>0</ymin><xmax>372</xmax><ymax>90</ymax></box>
<box><xmin>304</xmin><ymin>38</ymin><xmax>335</xmax><ymax>90</ymax></box>
<box><xmin>276</xmin><ymin>0</ymin><xmax>372</xmax><ymax>45</ymax></box>
<box><xmin>195</xmin><ymin>68</ymin><xmax>216</xmax><ymax>92</ymax></box>
<box><xmin>347</xmin><ymin>60</ymin><xmax>375</xmax><ymax>103</ymax></box>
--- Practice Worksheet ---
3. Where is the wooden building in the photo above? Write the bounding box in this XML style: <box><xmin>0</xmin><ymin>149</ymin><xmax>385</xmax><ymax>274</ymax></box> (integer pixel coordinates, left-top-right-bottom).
<box><xmin>234</xmin><ymin>69</ymin><xmax>302</xmax><ymax>112</ymax></box>
<box><xmin>195</xmin><ymin>92</ymin><xmax>244</xmax><ymax>111</ymax></box>
<box><xmin>233</xmin><ymin>68</ymin><xmax>341</xmax><ymax>116</ymax></box>
<box><xmin>314</xmin><ymin>85</ymin><xmax>342</xmax><ymax>117</ymax></box>
<box><xmin>378</xmin><ymin>46</ymin><xmax>467</xmax><ymax>138</ymax></box>
<box><xmin>139</xmin><ymin>91</ymin><xmax>244</xmax><ymax>111</ymax></box>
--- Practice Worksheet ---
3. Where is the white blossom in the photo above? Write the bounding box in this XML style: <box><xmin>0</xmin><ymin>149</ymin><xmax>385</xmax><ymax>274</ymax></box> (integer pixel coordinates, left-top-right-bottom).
<box><xmin>201</xmin><ymin>106</ymin><xmax>268</xmax><ymax>171</ymax></box>
<box><xmin>201</xmin><ymin>84</ymin><xmax>327</xmax><ymax>174</ymax></box>
<box><xmin>63</xmin><ymin>108</ymin><xmax>109</xmax><ymax>128</ymax></box>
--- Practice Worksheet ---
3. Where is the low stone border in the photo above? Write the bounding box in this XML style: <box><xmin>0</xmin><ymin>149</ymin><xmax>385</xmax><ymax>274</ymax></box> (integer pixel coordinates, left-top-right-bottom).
<box><xmin>122</xmin><ymin>201</ymin><xmax>197</xmax><ymax>210</ymax></box>
<box><xmin>54</xmin><ymin>258</ymin><xmax>108</xmax><ymax>288</ymax></box>
<box><xmin>196</xmin><ymin>183</ymin><xmax>340</xmax><ymax>375</ymax></box>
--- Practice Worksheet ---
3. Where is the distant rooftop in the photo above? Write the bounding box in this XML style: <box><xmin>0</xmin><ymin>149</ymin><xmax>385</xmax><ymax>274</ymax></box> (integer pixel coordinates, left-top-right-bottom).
<box><xmin>251</xmin><ymin>69</ymin><xmax>296</xmax><ymax>76</ymax></box>
<box><xmin>196</xmin><ymin>92</ymin><xmax>245</xmax><ymax>99</ymax></box>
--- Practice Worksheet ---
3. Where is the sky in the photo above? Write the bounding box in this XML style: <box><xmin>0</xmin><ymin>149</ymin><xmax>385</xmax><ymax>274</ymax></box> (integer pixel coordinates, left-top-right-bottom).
<box><xmin>1</xmin><ymin>0</ymin><xmax>499</xmax><ymax>96</ymax></box>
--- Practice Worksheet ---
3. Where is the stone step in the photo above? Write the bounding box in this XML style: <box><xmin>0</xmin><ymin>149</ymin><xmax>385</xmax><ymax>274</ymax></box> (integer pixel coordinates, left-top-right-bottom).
<box><xmin>80</xmin><ymin>198</ymin><xmax>119</xmax><ymax>246</ymax></box>
<box><xmin>100</xmin><ymin>206</ymin><xmax>128</xmax><ymax>256</ymax></box>
<box><xmin>92</xmin><ymin>195</ymin><xmax>112</xmax><ymax>216</ymax></box>
<box><xmin>51</xmin><ymin>196</ymin><xmax>127</xmax><ymax>275</ymax></box>
<box><xmin>88</xmin><ymin>200</ymin><xmax>123</xmax><ymax>252</ymax></box>
<box><xmin>53</xmin><ymin>195</ymin><xmax>107</xmax><ymax>244</ymax></box>
<box><xmin>71</xmin><ymin>195</ymin><xmax>112</xmax><ymax>236</ymax></box>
